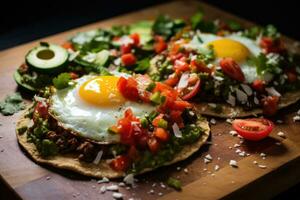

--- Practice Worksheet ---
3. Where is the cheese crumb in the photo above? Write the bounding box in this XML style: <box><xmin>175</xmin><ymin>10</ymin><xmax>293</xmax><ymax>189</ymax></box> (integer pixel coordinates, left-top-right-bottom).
<box><xmin>112</xmin><ymin>192</ymin><xmax>123</xmax><ymax>199</ymax></box>
<box><xmin>229</xmin><ymin>130</ymin><xmax>238</xmax><ymax>136</ymax></box>
<box><xmin>293</xmin><ymin>115</ymin><xmax>300</xmax><ymax>122</ymax></box>
<box><xmin>214</xmin><ymin>165</ymin><xmax>220</xmax><ymax>171</ymax></box>
<box><xmin>106</xmin><ymin>185</ymin><xmax>119</xmax><ymax>191</ymax></box>
<box><xmin>277</xmin><ymin>131</ymin><xmax>286</xmax><ymax>138</ymax></box>
<box><xmin>210</xmin><ymin>118</ymin><xmax>216</xmax><ymax>125</ymax></box>
<box><xmin>229</xmin><ymin>160</ymin><xmax>238</xmax><ymax>167</ymax></box>
<box><xmin>258</xmin><ymin>165</ymin><xmax>267</xmax><ymax>169</ymax></box>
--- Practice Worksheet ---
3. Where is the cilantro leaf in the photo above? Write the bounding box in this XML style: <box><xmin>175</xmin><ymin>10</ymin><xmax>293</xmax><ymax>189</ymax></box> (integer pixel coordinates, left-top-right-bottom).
<box><xmin>52</xmin><ymin>73</ymin><xmax>71</xmax><ymax>89</ymax></box>
<box><xmin>249</xmin><ymin>53</ymin><xmax>282</xmax><ymax>75</ymax></box>
<box><xmin>0</xmin><ymin>92</ymin><xmax>25</xmax><ymax>116</ymax></box>
<box><xmin>152</xmin><ymin>15</ymin><xmax>185</xmax><ymax>39</ymax></box>
<box><xmin>134</xmin><ymin>57</ymin><xmax>150</xmax><ymax>72</ymax></box>
<box><xmin>227</xmin><ymin>20</ymin><xmax>242</xmax><ymax>31</ymax></box>
<box><xmin>263</xmin><ymin>24</ymin><xmax>280</xmax><ymax>39</ymax></box>
<box><xmin>190</xmin><ymin>10</ymin><xmax>217</xmax><ymax>33</ymax></box>
<box><xmin>190</xmin><ymin>10</ymin><xmax>204</xmax><ymax>29</ymax></box>
<box><xmin>166</xmin><ymin>177</ymin><xmax>182</xmax><ymax>190</ymax></box>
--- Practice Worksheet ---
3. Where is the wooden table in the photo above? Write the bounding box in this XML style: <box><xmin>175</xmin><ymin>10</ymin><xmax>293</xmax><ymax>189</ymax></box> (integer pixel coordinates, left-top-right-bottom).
<box><xmin>1</xmin><ymin>1</ymin><xmax>300</xmax><ymax>199</ymax></box>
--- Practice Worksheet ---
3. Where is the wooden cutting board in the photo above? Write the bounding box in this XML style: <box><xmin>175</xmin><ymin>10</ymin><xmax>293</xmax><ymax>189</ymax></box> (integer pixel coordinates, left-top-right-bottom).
<box><xmin>1</xmin><ymin>1</ymin><xmax>300</xmax><ymax>199</ymax></box>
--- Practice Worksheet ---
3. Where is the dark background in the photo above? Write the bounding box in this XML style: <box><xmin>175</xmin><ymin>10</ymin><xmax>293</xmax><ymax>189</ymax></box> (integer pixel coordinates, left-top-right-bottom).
<box><xmin>0</xmin><ymin>0</ymin><xmax>300</xmax><ymax>50</ymax></box>
<box><xmin>0</xmin><ymin>0</ymin><xmax>299</xmax><ymax>198</ymax></box>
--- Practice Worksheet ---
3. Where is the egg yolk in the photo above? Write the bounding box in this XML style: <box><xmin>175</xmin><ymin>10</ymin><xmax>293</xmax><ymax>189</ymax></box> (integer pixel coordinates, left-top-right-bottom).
<box><xmin>208</xmin><ymin>39</ymin><xmax>250</xmax><ymax>62</ymax></box>
<box><xmin>79</xmin><ymin>76</ymin><xmax>126</xmax><ymax>107</ymax></box>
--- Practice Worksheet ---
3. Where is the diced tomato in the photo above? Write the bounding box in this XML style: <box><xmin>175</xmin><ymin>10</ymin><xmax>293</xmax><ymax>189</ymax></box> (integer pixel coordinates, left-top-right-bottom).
<box><xmin>110</xmin><ymin>155</ymin><xmax>131</xmax><ymax>171</ymax></box>
<box><xmin>118</xmin><ymin>117</ymin><xmax>134</xmax><ymax>145</ymax></box>
<box><xmin>172</xmin><ymin>100</ymin><xmax>192</xmax><ymax>111</ymax></box>
<box><xmin>232</xmin><ymin>118</ymin><xmax>274</xmax><ymax>141</ymax></box>
<box><xmin>117</xmin><ymin>109</ymin><xmax>140</xmax><ymax>145</ymax></box>
<box><xmin>117</xmin><ymin>77</ymin><xmax>140</xmax><ymax>101</ymax></box>
<box><xmin>147</xmin><ymin>137</ymin><xmax>160</xmax><ymax>153</ymax></box>
<box><xmin>69</xmin><ymin>72</ymin><xmax>78</xmax><ymax>80</ymax></box>
<box><xmin>154</xmin><ymin>36</ymin><xmax>167</xmax><ymax>53</ymax></box>
<box><xmin>219</xmin><ymin>58</ymin><xmax>245</xmax><ymax>82</ymax></box>
<box><xmin>121</xmin><ymin>53</ymin><xmax>136</xmax><ymax>66</ymax></box>
<box><xmin>61</xmin><ymin>41</ymin><xmax>73</xmax><ymax>50</ymax></box>
<box><xmin>154</xmin><ymin>128</ymin><xmax>170</xmax><ymax>142</ymax></box>
<box><xmin>182</xmin><ymin>79</ymin><xmax>201</xmax><ymax>100</ymax></box>
<box><xmin>169</xmin><ymin>43</ymin><xmax>181</xmax><ymax>55</ymax></box>
<box><xmin>154</xmin><ymin>82</ymin><xmax>174</xmax><ymax>93</ymax></box>
<box><xmin>173</xmin><ymin>60</ymin><xmax>190</xmax><ymax>74</ymax></box>
<box><xmin>169</xmin><ymin>53</ymin><xmax>186</xmax><ymax>63</ymax></box>
<box><xmin>251</xmin><ymin>79</ymin><xmax>265</xmax><ymax>92</ymax></box>
<box><xmin>261</xmin><ymin>96</ymin><xmax>280</xmax><ymax>116</ymax></box>
<box><xmin>152</xmin><ymin>114</ymin><xmax>164</xmax><ymax>127</ymax></box>
<box><xmin>130</xmin><ymin>33</ymin><xmax>140</xmax><ymax>46</ymax></box>
<box><xmin>34</xmin><ymin>101</ymin><xmax>48</xmax><ymax>120</ymax></box>
<box><xmin>164</xmin><ymin>74</ymin><xmax>179</xmax><ymax>87</ymax></box>
<box><xmin>121</xmin><ymin>44</ymin><xmax>132</xmax><ymax>54</ymax></box>
<box><xmin>190</xmin><ymin>60</ymin><xmax>212</xmax><ymax>74</ymax></box>
<box><xmin>260</xmin><ymin>37</ymin><xmax>285</xmax><ymax>54</ymax></box>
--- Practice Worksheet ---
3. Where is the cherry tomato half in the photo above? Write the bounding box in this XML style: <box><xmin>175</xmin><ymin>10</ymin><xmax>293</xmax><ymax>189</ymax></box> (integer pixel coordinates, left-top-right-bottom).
<box><xmin>232</xmin><ymin>118</ymin><xmax>274</xmax><ymax>141</ymax></box>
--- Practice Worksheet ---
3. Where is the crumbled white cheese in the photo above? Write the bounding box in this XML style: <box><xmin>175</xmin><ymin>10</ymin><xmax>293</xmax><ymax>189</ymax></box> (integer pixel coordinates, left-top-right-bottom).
<box><xmin>229</xmin><ymin>160</ymin><xmax>238</xmax><ymax>167</ymax></box>
<box><xmin>277</xmin><ymin>131</ymin><xmax>286</xmax><ymax>138</ymax></box>
<box><xmin>260</xmin><ymin>153</ymin><xmax>266</xmax><ymax>157</ymax></box>
<box><xmin>265</xmin><ymin>87</ymin><xmax>281</xmax><ymax>97</ymax></box>
<box><xmin>229</xmin><ymin>130</ymin><xmax>238</xmax><ymax>136</ymax></box>
<box><xmin>226</xmin><ymin>93</ymin><xmax>236</xmax><ymax>106</ymax></box>
<box><xmin>253</xmin><ymin>161</ymin><xmax>258</xmax><ymax>165</ymax></box>
<box><xmin>149</xmin><ymin>189</ymin><xmax>155</xmax><ymax>194</ymax></box>
<box><xmin>183</xmin><ymin>168</ymin><xmax>189</xmax><ymax>173</ymax></box>
<box><xmin>204</xmin><ymin>158</ymin><xmax>211</xmax><ymax>164</ymax></box>
<box><xmin>123</xmin><ymin>174</ymin><xmax>135</xmax><ymax>186</ymax></box>
<box><xmin>233</xmin><ymin>144</ymin><xmax>241</xmax><ymax>148</ymax></box>
<box><xmin>205</xmin><ymin>154</ymin><xmax>213</xmax><ymax>160</ymax></box>
<box><xmin>276</xmin><ymin>119</ymin><xmax>283</xmax><ymax>124</ymax></box>
<box><xmin>235</xmin><ymin>88</ymin><xmax>248</xmax><ymax>103</ymax></box>
<box><xmin>214</xmin><ymin>165</ymin><xmax>220</xmax><ymax>171</ymax></box>
<box><xmin>93</xmin><ymin>150</ymin><xmax>103</xmax><ymax>165</ymax></box>
<box><xmin>226</xmin><ymin>119</ymin><xmax>233</xmax><ymax>124</ymax></box>
<box><xmin>106</xmin><ymin>185</ymin><xmax>119</xmax><ymax>191</ymax></box>
<box><xmin>241</xmin><ymin>84</ymin><xmax>253</xmax><ymax>96</ymax></box>
<box><xmin>97</xmin><ymin>177</ymin><xmax>109</xmax><ymax>184</ymax></box>
<box><xmin>238</xmin><ymin>152</ymin><xmax>246</xmax><ymax>157</ymax></box>
<box><xmin>293</xmin><ymin>115</ymin><xmax>300</xmax><ymax>122</ymax></box>
<box><xmin>210</xmin><ymin>118</ymin><xmax>216</xmax><ymax>125</ymax></box>
<box><xmin>172</xmin><ymin>123</ymin><xmax>182</xmax><ymax>138</ymax></box>
<box><xmin>112</xmin><ymin>192</ymin><xmax>123</xmax><ymax>199</ymax></box>
<box><xmin>258</xmin><ymin>165</ymin><xmax>267</xmax><ymax>169</ymax></box>
<box><xmin>177</xmin><ymin>72</ymin><xmax>190</xmax><ymax>89</ymax></box>
<box><xmin>100</xmin><ymin>186</ymin><xmax>106</xmax><ymax>193</ymax></box>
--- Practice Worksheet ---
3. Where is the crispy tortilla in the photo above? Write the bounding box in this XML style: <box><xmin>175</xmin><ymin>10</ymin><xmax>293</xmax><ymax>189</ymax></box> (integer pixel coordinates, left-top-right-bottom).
<box><xmin>195</xmin><ymin>90</ymin><xmax>300</xmax><ymax>118</ymax></box>
<box><xmin>16</xmin><ymin>107</ymin><xmax>210</xmax><ymax>178</ymax></box>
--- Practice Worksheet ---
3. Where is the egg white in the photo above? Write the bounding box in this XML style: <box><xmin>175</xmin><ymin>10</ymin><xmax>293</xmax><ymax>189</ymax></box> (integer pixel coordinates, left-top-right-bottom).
<box><xmin>185</xmin><ymin>32</ymin><xmax>263</xmax><ymax>83</ymax></box>
<box><xmin>49</xmin><ymin>75</ymin><xmax>156</xmax><ymax>143</ymax></box>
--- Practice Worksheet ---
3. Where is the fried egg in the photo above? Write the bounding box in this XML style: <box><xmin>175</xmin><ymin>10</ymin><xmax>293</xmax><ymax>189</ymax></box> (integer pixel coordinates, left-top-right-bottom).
<box><xmin>186</xmin><ymin>32</ymin><xmax>262</xmax><ymax>83</ymax></box>
<box><xmin>49</xmin><ymin>74</ymin><xmax>156</xmax><ymax>143</ymax></box>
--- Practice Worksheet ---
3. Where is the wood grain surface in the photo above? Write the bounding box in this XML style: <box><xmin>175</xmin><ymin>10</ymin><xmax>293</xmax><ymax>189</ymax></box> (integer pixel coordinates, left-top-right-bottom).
<box><xmin>1</xmin><ymin>1</ymin><xmax>300</xmax><ymax>199</ymax></box>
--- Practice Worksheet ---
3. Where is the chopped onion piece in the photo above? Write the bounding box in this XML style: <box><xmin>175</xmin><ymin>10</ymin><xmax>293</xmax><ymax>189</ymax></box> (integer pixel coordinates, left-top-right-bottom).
<box><xmin>265</xmin><ymin>87</ymin><xmax>281</xmax><ymax>97</ymax></box>
<box><xmin>172</xmin><ymin>123</ymin><xmax>182</xmax><ymax>138</ymax></box>
<box><xmin>177</xmin><ymin>72</ymin><xmax>190</xmax><ymax>89</ymax></box>
<box><xmin>123</xmin><ymin>174</ymin><xmax>135</xmax><ymax>186</ymax></box>
<box><xmin>93</xmin><ymin>150</ymin><xmax>103</xmax><ymax>165</ymax></box>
